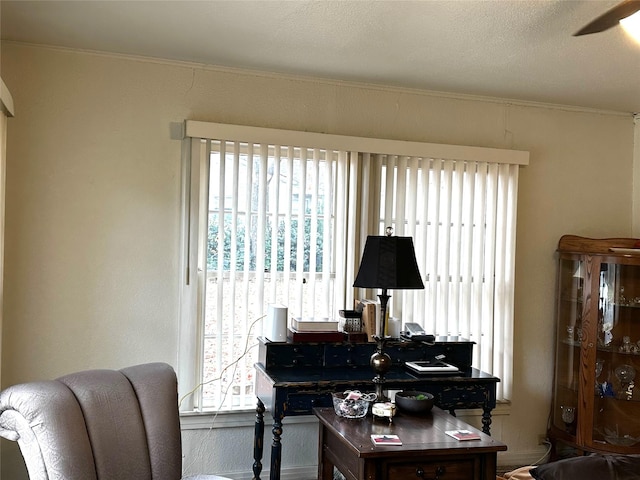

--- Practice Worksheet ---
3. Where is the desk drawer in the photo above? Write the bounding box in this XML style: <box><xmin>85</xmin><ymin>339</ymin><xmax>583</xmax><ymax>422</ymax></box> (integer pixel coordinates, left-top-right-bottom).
<box><xmin>437</xmin><ymin>385</ymin><xmax>488</xmax><ymax>409</ymax></box>
<box><xmin>285</xmin><ymin>391</ymin><xmax>333</xmax><ymax>414</ymax></box>
<box><xmin>263</xmin><ymin>344</ymin><xmax>324</xmax><ymax>367</ymax></box>
<box><xmin>386</xmin><ymin>457</ymin><xmax>477</xmax><ymax>480</ymax></box>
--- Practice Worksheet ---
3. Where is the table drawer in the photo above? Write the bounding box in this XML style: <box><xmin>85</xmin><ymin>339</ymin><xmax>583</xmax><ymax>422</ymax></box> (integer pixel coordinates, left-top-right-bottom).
<box><xmin>438</xmin><ymin>385</ymin><xmax>488</xmax><ymax>409</ymax></box>
<box><xmin>262</xmin><ymin>343</ymin><xmax>324</xmax><ymax>367</ymax></box>
<box><xmin>385</xmin><ymin>457</ymin><xmax>477</xmax><ymax>480</ymax></box>
<box><xmin>285</xmin><ymin>391</ymin><xmax>333</xmax><ymax>414</ymax></box>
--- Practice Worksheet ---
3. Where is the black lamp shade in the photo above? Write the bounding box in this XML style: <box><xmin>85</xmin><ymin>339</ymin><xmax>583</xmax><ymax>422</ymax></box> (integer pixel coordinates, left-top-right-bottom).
<box><xmin>353</xmin><ymin>236</ymin><xmax>424</xmax><ymax>290</ymax></box>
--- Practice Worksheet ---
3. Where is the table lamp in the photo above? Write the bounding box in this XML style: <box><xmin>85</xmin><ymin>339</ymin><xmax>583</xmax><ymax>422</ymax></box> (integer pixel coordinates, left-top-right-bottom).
<box><xmin>353</xmin><ymin>227</ymin><xmax>424</xmax><ymax>401</ymax></box>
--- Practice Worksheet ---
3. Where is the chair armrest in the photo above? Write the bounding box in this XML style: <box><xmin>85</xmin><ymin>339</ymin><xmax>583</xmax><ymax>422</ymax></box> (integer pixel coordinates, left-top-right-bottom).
<box><xmin>0</xmin><ymin>380</ymin><xmax>98</xmax><ymax>480</ymax></box>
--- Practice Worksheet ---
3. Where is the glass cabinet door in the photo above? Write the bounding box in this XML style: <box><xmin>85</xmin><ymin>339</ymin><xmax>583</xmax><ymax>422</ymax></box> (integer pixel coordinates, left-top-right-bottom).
<box><xmin>552</xmin><ymin>256</ymin><xmax>582</xmax><ymax>437</ymax></box>
<box><xmin>552</xmin><ymin>236</ymin><xmax>640</xmax><ymax>457</ymax></box>
<box><xmin>593</xmin><ymin>259</ymin><xmax>640</xmax><ymax>449</ymax></box>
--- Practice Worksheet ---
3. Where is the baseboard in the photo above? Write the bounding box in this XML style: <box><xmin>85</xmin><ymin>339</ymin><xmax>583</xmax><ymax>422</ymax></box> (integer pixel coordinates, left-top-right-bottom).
<box><xmin>222</xmin><ymin>465</ymin><xmax>317</xmax><ymax>480</ymax></box>
<box><xmin>498</xmin><ymin>445</ymin><xmax>551</xmax><ymax>468</ymax></box>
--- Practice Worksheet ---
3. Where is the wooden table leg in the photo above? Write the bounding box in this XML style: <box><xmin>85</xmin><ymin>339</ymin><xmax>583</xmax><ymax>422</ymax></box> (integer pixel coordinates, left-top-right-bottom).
<box><xmin>317</xmin><ymin>424</ymin><xmax>334</xmax><ymax>480</ymax></box>
<box><xmin>482</xmin><ymin>405</ymin><xmax>492</xmax><ymax>436</ymax></box>
<box><xmin>252</xmin><ymin>398</ymin><xmax>265</xmax><ymax>480</ymax></box>
<box><xmin>269</xmin><ymin>418</ymin><xmax>283</xmax><ymax>480</ymax></box>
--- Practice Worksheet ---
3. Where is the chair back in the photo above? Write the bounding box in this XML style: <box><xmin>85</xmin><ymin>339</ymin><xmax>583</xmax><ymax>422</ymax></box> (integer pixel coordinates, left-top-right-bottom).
<box><xmin>0</xmin><ymin>362</ymin><xmax>183</xmax><ymax>480</ymax></box>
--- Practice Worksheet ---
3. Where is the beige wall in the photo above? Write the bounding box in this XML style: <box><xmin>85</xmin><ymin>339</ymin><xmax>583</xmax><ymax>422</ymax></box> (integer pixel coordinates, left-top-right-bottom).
<box><xmin>0</xmin><ymin>42</ymin><xmax>635</xmax><ymax>478</ymax></box>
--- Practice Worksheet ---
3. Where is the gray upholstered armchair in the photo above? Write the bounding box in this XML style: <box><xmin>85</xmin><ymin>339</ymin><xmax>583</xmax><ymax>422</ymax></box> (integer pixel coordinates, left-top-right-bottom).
<box><xmin>0</xmin><ymin>362</ymin><xmax>231</xmax><ymax>480</ymax></box>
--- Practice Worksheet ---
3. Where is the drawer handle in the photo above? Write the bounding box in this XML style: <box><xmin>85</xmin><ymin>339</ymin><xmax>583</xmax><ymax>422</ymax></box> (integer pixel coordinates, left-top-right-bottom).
<box><xmin>415</xmin><ymin>466</ymin><xmax>446</xmax><ymax>479</ymax></box>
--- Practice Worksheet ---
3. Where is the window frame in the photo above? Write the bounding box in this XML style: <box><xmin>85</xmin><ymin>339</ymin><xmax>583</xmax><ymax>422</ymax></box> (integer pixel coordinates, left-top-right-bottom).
<box><xmin>179</xmin><ymin>120</ymin><xmax>529</xmax><ymax>413</ymax></box>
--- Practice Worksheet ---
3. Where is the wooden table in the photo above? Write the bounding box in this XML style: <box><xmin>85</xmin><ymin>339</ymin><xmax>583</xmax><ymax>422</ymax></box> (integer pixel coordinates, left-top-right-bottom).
<box><xmin>253</xmin><ymin>337</ymin><xmax>500</xmax><ymax>480</ymax></box>
<box><xmin>314</xmin><ymin>406</ymin><xmax>507</xmax><ymax>480</ymax></box>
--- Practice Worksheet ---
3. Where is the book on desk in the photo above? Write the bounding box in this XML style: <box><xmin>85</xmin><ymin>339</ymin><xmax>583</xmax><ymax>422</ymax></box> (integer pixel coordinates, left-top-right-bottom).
<box><xmin>290</xmin><ymin>317</ymin><xmax>339</xmax><ymax>332</ymax></box>
<box><xmin>286</xmin><ymin>328</ymin><xmax>345</xmax><ymax>343</ymax></box>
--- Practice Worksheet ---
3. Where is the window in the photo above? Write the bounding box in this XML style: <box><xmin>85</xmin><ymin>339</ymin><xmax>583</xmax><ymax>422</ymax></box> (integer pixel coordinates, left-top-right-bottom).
<box><xmin>179</xmin><ymin>121</ymin><xmax>528</xmax><ymax>412</ymax></box>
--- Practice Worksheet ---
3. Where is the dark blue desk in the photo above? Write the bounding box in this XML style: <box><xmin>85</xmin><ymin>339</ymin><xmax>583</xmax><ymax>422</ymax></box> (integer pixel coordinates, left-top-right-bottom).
<box><xmin>252</xmin><ymin>337</ymin><xmax>499</xmax><ymax>480</ymax></box>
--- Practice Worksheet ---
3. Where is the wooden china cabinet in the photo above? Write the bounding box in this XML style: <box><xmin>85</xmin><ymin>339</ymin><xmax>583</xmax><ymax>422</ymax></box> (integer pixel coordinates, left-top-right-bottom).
<box><xmin>549</xmin><ymin>235</ymin><xmax>640</xmax><ymax>457</ymax></box>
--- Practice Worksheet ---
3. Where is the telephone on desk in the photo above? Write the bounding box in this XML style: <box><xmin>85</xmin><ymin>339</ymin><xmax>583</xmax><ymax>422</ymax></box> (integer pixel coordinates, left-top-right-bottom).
<box><xmin>401</xmin><ymin>322</ymin><xmax>436</xmax><ymax>343</ymax></box>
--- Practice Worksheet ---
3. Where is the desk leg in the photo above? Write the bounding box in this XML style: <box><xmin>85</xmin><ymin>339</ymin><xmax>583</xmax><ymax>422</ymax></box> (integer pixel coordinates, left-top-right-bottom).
<box><xmin>269</xmin><ymin>418</ymin><xmax>283</xmax><ymax>480</ymax></box>
<box><xmin>482</xmin><ymin>406</ymin><xmax>492</xmax><ymax>436</ymax></box>
<box><xmin>253</xmin><ymin>399</ymin><xmax>265</xmax><ymax>480</ymax></box>
<box><xmin>448</xmin><ymin>407</ymin><xmax>492</xmax><ymax>436</ymax></box>
<box><xmin>317</xmin><ymin>425</ymin><xmax>333</xmax><ymax>480</ymax></box>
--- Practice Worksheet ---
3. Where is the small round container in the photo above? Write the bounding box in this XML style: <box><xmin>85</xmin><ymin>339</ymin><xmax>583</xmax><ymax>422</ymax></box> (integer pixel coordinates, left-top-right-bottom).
<box><xmin>372</xmin><ymin>401</ymin><xmax>397</xmax><ymax>421</ymax></box>
<box><xmin>332</xmin><ymin>391</ymin><xmax>375</xmax><ymax>418</ymax></box>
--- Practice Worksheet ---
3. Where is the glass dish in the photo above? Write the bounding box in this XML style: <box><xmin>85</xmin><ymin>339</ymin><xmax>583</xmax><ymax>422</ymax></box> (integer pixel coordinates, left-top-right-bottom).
<box><xmin>332</xmin><ymin>391</ymin><xmax>376</xmax><ymax>418</ymax></box>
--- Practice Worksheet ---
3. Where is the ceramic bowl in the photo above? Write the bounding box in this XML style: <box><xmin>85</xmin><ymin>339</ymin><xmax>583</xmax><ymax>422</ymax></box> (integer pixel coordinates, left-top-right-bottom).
<box><xmin>394</xmin><ymin>390</ymin><xmax>434</xmax><ymax>414</ymax></box>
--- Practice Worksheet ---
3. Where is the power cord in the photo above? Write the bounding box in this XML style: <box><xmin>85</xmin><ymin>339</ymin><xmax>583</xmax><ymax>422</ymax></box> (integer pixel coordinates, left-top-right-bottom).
<box><xmin>180</xmin><ymin>314</ymin><xmax>264</xmax><ymax>475</ymax></box>
<box><xmin>178</xmin><ymin>314</ymin><xmax>265</xmax><ymax>409</ymax></box>
<box><xmin>532</xmin><ymin>439</ymin><xmax>553</xmax><ymax>465</ymax></box>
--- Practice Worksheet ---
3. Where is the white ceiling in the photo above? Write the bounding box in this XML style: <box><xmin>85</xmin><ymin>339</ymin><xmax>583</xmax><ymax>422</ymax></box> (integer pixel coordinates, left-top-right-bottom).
<box><xmin>2</xmin><ymin>0</ymin><xmax>640</xmax><ymax>113</ymax></box>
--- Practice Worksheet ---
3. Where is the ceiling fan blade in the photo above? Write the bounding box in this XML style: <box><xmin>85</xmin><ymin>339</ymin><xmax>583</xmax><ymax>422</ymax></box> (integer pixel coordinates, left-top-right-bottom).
<box><xmin>574</xmin><ymin>0</ymin><xmax>640</xmax><ymax>36</ymax></box>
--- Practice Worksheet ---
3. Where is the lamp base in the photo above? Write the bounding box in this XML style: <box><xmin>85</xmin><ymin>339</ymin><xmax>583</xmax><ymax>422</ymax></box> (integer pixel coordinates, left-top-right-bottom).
<box><xmin>370</xmin><ymin>350</ymin><xmax>391</xmax><ymax>402</ymax></box>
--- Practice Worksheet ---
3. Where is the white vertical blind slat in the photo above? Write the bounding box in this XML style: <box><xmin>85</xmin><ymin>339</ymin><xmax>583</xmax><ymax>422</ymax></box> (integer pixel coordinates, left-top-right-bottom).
<box><xmin>333</xmin><ymin>151</ymin><xmax>348</xmax><ymax>314</ymax></box>
<box><xmin>481</xmin><ymin>162</ymin><xmax>498</xmax><ymax>376</ymax></box>
<box><xmin>256</xmin><ymin>143</ymin><xmax>268</xmax><ymax>314</ymax></box>
<box><xmin>308</xmin><ymin>149</ymin><xmax>320</xmax><ymax>312</ymax></box>
<box><xmin>470</xmin><ymin>162</ymin><xmax>487</xmax><ymax>368</ymax></box>
<box><xmin>322</xmin><ymin>152</ymin><xmax>333</xmax><ymax>313</ymax></box>
<box><xmin>213</xmin><ymin>140</ymin><xmax>226</xmax><ymax>407</ymax></box>
<box><xmin>493</xmin><ymin>163</ymin><xmax>508</xmax><ymax>400</ymax></box>
<box><xmin>425</xmin><ymin>159</ymin><xmax>442</xmax><ymax>336</ymax></box>
<box><xmin>393</xmin><ymin>156</ymin><xmax>408</xmax><ymax>321</ymax></box>
<box><xmin>416</xmin><ymin>158</ymin><xmax>430</xmax><ymax>332</ymax></box>
<box><xmin>502</xmin><ymin>165</ymin><xmax>518</xmax><ymax>401</ymax></box>
<box><xmin>437</xmin><ymin>160</ymin><xmax>453</xmax><ymax>336</ymax></box>
<box><xmin>228</xmin><ymin>143</ymin><xmax>241</xmax><ymax>407</ymax></box>
<box><xmin>459</xmin><ymin>161</ymin><xmax>476</xmax><ymax>341</ymax></box>
<box><xmin>352</xmin><ymin>152</ymin><xmax>373</xmax><ymax>308</ymax></box>
<box><xmin>269</xmin><ymin>145</ymin><xmax>281</xmax><ymax>302</ymax></box>
<box><xmin>345</xmin><ymin>152</ymin><xmax>360</xmax><ymax>308</ymax></box>
<box><xmin>449</xmin><ymin>160</ymin><xmax>465</xmax><ymax>337</ymax></box>
<box><xmin>395</xmin><ymin>156</ymin><xmax>408</xmax><ymax>236</ymax></box>
<box><xmin>404</xmin><ymin>157</ymin><xmax>420</xmax><ymax>324</ymax></box>
<box><xmin>283</xmin><ymin>147</ymin><xmax>294</xmax><ymax>305</ymax></box>
<box><xmin>384</xmin><ymin>156</ymin><xmax>395</xmax><ymax>233</ymax></box>
<box><xmin>295</xmin><ymin>148</ymin><xmax>307</xmax><ymax>316</ymax></box>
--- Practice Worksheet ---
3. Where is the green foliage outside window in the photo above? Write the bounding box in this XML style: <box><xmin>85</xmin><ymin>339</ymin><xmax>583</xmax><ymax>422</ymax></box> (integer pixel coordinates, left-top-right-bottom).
<box><xmin>207</xmin><ymin>214</ymin><xmax>324</xmax><ymax>273</ymax></box>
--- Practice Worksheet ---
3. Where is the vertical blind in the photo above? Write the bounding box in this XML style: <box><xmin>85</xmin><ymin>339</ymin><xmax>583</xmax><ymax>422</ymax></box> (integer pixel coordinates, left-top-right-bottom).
<box><xmin>186</xmin><ymin>138</ymin><xmax>354</xmax><ymax>410</ymax></box>
<box><xmin>364</xmin><ymin>155</ymin><xmax>519</xmax><ymax>401</ymax></box>
<box><xmin>180</xmin><ymin>121</ymin><xmax>528</xmax><ymax>410</ymax></box>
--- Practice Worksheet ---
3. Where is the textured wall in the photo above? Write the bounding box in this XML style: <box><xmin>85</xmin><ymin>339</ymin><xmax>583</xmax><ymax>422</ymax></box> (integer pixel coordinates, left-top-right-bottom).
<box><xmin>0</xmin><ymin>42</ymin><xmax>635</xmax><ymax>478</ymax></box>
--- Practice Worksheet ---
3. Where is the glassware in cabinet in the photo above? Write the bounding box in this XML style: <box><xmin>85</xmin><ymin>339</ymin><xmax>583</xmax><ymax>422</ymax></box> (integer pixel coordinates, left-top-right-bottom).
<box><xmin>550</xmin><ymin>236</ymin><xmax>640</xmax><ymax>457</ymax></box>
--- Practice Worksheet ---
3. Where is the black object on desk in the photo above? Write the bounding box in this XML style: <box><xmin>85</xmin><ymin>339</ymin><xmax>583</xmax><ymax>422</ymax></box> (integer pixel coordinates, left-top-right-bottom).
<box><xmin>252</xmin><ymin>336</ymin><xmax>499</xmax><ymax>480</ymax></box>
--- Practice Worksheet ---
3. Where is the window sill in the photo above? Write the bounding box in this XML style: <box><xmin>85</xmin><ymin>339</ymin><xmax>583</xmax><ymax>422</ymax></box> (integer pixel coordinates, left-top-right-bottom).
<box><xmin>179</xmin><ymin>409</ymin><xmax>319</xmax><ymax>430</ymax></box>
<box><xmin>179</xmin><ymin>402</ymin><xmax>511</xmax><ymax>430</ymax></box>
